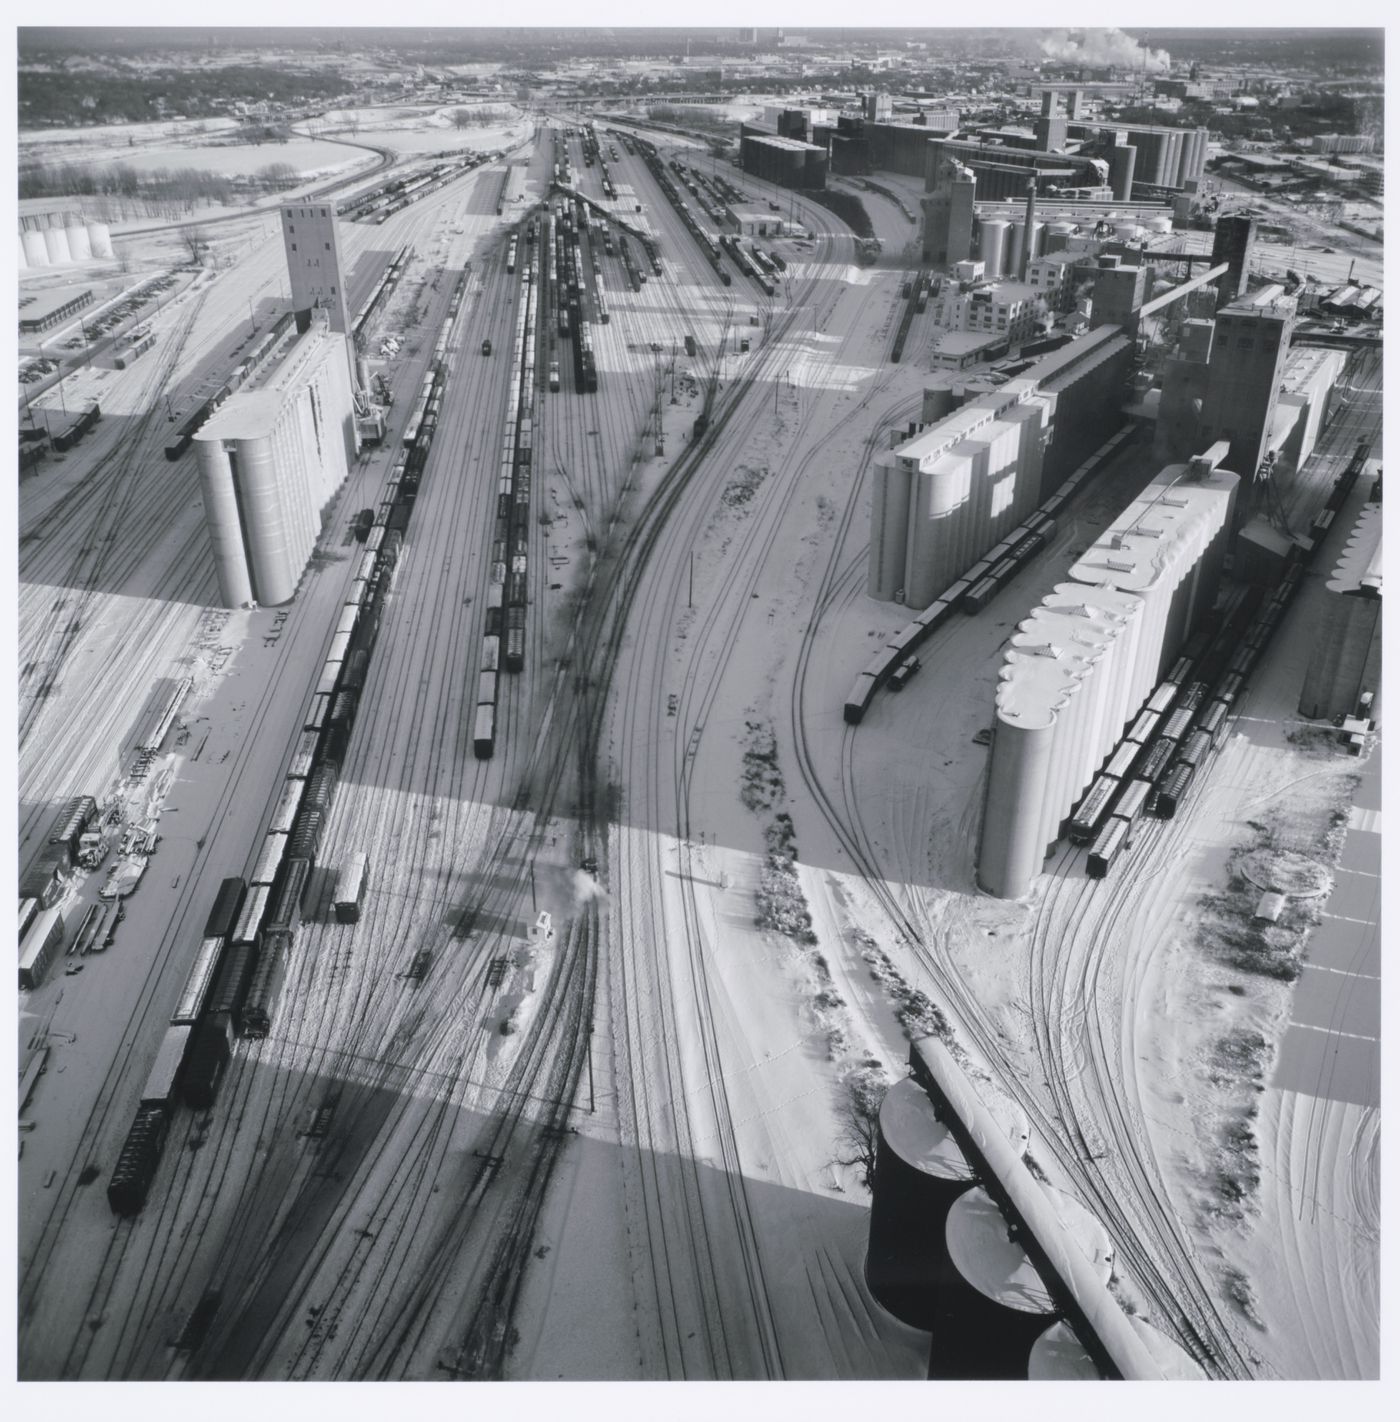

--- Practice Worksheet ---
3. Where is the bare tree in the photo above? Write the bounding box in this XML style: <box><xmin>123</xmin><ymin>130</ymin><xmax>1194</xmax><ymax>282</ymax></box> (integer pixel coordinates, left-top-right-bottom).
<box><xmin>835</xmin><ymin>1067</ymin><xmax>887</xmax><ymax>1192</ymax></box>
<box><xmin>180</xmin><ymin>225</ymin><xmax>210</xmax><ymax>265</ymax></box>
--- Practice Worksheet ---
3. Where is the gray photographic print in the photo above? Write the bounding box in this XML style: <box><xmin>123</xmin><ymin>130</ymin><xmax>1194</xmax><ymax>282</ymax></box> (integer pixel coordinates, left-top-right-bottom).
<box><xmin>15</xmin><ymin>7</ymin><xmax>1383</xmax><ymax>1393</ymax></box>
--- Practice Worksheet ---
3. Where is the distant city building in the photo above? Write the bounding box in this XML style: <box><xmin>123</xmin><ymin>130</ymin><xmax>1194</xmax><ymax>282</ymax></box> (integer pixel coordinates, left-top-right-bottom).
<box><xmin>979</xmin><ymin>449</ymin><xmax>1240</xmax><ymax>897</ymax></box>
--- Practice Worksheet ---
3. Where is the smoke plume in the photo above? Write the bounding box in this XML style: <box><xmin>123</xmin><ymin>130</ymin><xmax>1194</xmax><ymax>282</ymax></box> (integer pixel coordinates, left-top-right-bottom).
<box><xmin>1039</xmin><ymin>28</ymin><xmax>1171</xmax><ymax>74</ymax></box>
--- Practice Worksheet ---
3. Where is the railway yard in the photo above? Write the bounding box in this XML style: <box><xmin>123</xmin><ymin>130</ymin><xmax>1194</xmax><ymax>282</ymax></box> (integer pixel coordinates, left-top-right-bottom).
<box><xmin>17</xmin><ymin>107</ymin><xmax>1382</xmax><ymax>1384</ymax></box>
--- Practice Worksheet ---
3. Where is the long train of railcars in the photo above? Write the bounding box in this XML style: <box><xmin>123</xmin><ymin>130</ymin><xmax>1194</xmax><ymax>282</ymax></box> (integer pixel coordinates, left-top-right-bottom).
<box><xmin>474</xmin><ymin>222</ymin><xmax>540</xmax><ymax>758</ymax></box>
<box><xmin>1071</xmin><ymin>437</ymin><xmax>1375</xmax><ymax>881</ymax></box>
<box><xmin>630</xmin><ymin>136</ymin><xmax>733</xmax><ymax>286</ymax></box>
<box><xmin>351</xmin><ymin>243</ymin><xmax>413</xmax><ymax>344</ymax></box>
<box><xmin>842</xmin><ymin>425</ymin><xmax>1138</xmax><ymax>726</ymax></box>
<box><xmin>336</xmin><ymin>151</ymin><xmax>494</xmax><ymax>224</ymax></box>
<box><xmin>890</xmin><ymin>272</ymin><xmax>932</xmax><ymax>364</ymax></box>
<box><xmin>104</xmin><ymin>341</ymin><xmax>462</xmax><ymax>1215</ymax></box>
<box><xmin>163</xmin><ymin>311</ymin><xmax>296</xmax><ymax>461</ymax></box>
<box><xmin>50</xmin><ymin>401</ymin><xmax>102</xmax><ymax>454</ymax></box>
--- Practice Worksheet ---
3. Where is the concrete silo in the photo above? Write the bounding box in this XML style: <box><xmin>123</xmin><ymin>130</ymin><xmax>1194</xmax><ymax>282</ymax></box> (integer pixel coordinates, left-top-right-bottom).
<box><xmin>978</xmin><ymin>218</ymin><xmax>1009</xmax><ymax>279</ymax></box>
<box><xmin>1108</xmin><ymin>143</ymin><xmax>1136</xmax><ymax>202</ymax></box>
<box><xmin>44</xmin><ymin>224</ymin><xmax>73</xmax><ymax>265</ymax></box>
<box><xmin>1006</xmin><ymin>222</ymin><xmax>1024</xmax><ymax>282</ymax></box>
<box><xmin>86</xmin><ymin>221</ymin><xmax>114</xmax><ymax>259</ymax></box>
<box><xmin>24</xmin><ymin>229</ymin><xmax>51</xmax><ymax>267</ymax></box>
<box><xmin>930</xmin><ymin>1183</ymin><xmax>1115</xmax><ymax>1379</ymax></box>
<box><xmin>65</xmin><ymin>220</ymin><xmax>92</xmax><ymax>262</ymax></box>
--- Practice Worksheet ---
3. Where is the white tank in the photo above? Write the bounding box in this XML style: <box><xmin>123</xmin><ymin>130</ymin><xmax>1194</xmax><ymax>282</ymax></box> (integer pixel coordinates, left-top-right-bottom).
<box><xmin>1027</xmin><ymin>221</ymin><xmax>1044</xmax><ymax>260</ymax></box>
<box><xmin>979</xmin><ymin>218</ymin><xmax>1009</xmax><ymax>278</ymax></box>
<box><xmin>23</xmin><ymin>230</ymin><xmax>51</xmax><ymax>266</ymax></box>
<box><xmin>86</xmin><ymin>221</ymin><xmax>114</xmax><ymax>259</ymax></box>
<box><xmin>44</xmin><ymin>226</ymin><xmax>73</xmax><ymax>264</ymax></box>
<box><xmin>1113</xmin><ymin>220</ymin><xmax>1140</xmax><ymax>241</ymax></box>
<box><xmin>1146</xmin><ymin>213</ymin><xmax>1172</xmax><ymax>234</ymax></box>
<box><xmin>65</xmin><ymin>221</ymin><xmax>92</xmax><ymax>261</ymax></box>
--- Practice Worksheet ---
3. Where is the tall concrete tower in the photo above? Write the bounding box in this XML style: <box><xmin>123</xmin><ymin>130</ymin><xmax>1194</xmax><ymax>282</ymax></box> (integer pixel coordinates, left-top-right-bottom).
<box><xmin>1211</xmin><ymin>213</ymin><xmax>1257</xmax><ymax>305</ymax></box>
<box><xmin>280</xmin><ymin>201</ymin><xmax>349</xmax><ymax>337</ymax></box>
<box><xmin>1034</xmin><ymin>90</ymin><xmax>1068</xmax><ymax>152</ymax></box>
<box><xmin>1198</xmin><ymin>285</ymin><xmax>1296</xmax><ymax>497</ymax></box>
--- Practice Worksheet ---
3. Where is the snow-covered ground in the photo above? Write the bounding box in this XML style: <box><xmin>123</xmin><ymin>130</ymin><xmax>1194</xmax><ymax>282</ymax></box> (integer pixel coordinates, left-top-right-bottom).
<box><xmin>16</xmin><ymin>114</ymin><xmax>1381</xmax><ymax>1384</ymax></box>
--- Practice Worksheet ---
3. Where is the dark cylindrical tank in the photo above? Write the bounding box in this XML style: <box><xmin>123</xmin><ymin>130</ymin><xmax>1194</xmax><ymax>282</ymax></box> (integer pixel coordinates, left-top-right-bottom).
<box><xmin>930</xmin><ymin>1184</ymin><xmax>1114</xmax><ymax>1380</ymax></box>
<box><xmin>1029</xmin><ymin>1316</ymin><xmax>1205</xmax><ymax>1381</ymax></box>
<box><xmin>865</xmin><ymin>1077</ymin><xmax>976</xmax><ymax>1330</ymax></box>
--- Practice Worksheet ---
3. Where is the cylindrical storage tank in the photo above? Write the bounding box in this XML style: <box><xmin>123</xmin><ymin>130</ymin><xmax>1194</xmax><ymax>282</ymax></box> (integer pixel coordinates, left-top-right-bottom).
<box><xmin>866</xmin><ymin>1077</ymin><xmax>977</xmax><ymax>1330</ymax></box>
<box><xmin>1164</xmin><ymin>130</ymin><xmax>1184</xmax><ymax>188</ymax></box>
<box><xmin>196</xmin><ymin>440</ymin><xmax>255</xmax><ymax>607</ymax></box>
<box><xmin>234</xmin><ymin>433</ymin><xmax>296</xmax><ymax>605</ymax></box>
<box><xmin>87</xmin><ymin>221</ymin><xmax>114</xmax><ymax>259</ymax></box>
<box><xmin>1108</xmin><ymin>143</ymin><xmax>1136</xmax><ymax>202</ymax></box>
<box><xmin>1026</xmin><ymin>220</ymin><xmax>1044</xmax><ymax>261</ymax></box>
<box><xmin>65</xmin><ymin>220</ymin><xmax>92</xmax><ymax>261</ymax></box>
<box><xmin>23</xmin><ymin>229</ymin><xmax>50</xmax><ymax>267</ymax></box>
<box><xmin>1146</xmin><ymin>213</ymin><xmax>1172</xmax><ymax>235</ymax></box>
<box><xmin>1113</xmin><ymin>220</ymin><xmax>1139</xmax><ymax>241</ymax></box>
<box><xmin>979</xmin><ymin>699</ymin><xmax>1057</xmax><ymax>899</ymax></box>
<box><xmin>1029</xmin><ymin>1316</ymin><xmax>1206</xmax><ymax>1381</ymax></box>
<box><xmin>930</xmin><ymin>1184</ymin><xmax>1115</xmax><ymax>1380</ymax></box>
<box><xmin>44</xmin><ymin>225</ymin><xmax>73</xmax><ymax>265</ymax></box>
<box><xmin>979</xmin><ymin>219</ymin><xmax>1008</xmax><ymax>278</ymax></box>
<box><xmin>1007</xmin><ymin>222</ymin><xmax>1024</xmax><ymax>280</ymax></box>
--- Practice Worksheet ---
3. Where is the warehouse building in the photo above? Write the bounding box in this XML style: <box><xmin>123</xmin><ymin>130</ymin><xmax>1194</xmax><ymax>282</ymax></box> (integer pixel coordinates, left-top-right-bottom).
<box><xmin>1298</xmin><ymin>501</ymin><xmax>1382</xmax><ymax>721</ymax></box>
<box><xmin>194</xmin><ymin>320</ymin><xmax>356</xmax><ymax>608</ymax></box>
<box><xmin>978</xmin><ymin>450</ymin><xmax>1240</xmax><ymax>897</ymax></box>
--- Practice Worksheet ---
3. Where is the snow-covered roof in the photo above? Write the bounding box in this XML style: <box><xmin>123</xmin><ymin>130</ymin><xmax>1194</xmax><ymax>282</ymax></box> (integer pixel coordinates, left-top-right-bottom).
<box><xmin>1327</xmin><ymin>502</ymin><xmax>1382</xmax><ymax>598</ymax></box>
<box><xmin>878</xmin><ymin>1077</ymin><xmax>975</xmax><ymax>1181</ymax></box>
<box><xmin>1067</xmin><ymin>460</ymin><xmax>1238</xmax><ymax>595</ymax></box>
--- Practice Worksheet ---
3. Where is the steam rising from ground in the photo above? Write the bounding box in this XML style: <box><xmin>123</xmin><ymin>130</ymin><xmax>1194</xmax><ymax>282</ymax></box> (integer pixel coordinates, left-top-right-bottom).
<box><xmin>1040</xmin><ymin>28</ymin><xmax>1171</xmax><ymax>74</ymax></box>
<box><xmin>572</xmin><ymin>869</ymin><xmax>608</xmax><ymax>905</ymax></box>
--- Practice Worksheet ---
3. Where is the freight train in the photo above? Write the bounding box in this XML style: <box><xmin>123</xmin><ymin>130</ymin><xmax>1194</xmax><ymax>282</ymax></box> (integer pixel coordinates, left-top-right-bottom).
<box><xmin>104</xmin><ymin>334</ymin><xmax>463</xmax><ymax>1217</ymax></box>
<box><xmin>842</xmin><ymin>426</ymin><xmax>1135</xmax><ymax>725</ymax></box>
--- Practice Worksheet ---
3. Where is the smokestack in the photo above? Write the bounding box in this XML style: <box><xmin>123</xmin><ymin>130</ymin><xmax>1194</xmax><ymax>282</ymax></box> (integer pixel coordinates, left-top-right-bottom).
<box><xmin>1021</xmin><ymin>179</ymin><xmax>1037</xmax><ymax>280</ymax></box>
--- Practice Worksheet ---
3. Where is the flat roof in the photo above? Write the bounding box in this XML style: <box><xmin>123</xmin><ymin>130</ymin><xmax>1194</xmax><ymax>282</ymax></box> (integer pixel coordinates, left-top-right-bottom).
<box><xmin>18</xmin><ymin>285</ymin><xmax>95</xmax><ymax>322</ymax></box>
<box><xmin>746</xmin><ymin>133</ymin><xmax>825</xmax><ymax>154</ymax></box>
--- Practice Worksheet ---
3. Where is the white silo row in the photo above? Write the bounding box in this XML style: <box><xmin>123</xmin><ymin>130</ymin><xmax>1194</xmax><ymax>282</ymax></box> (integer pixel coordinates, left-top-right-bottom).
<box><xmin>23</xmin><ymin>230</ymin><xmax>50</xmax><ymax>266</ymax></box>
<box><xmin>1007</xmin><ymin>221</ymin><xmax>1024</xmax><ymax>279</ymax></box>
<box><xmin>87</xmin><ymin>221</ymin><xmax>114</xmax><ymax>258</ymax></box>
<box><xmin>65</xmin><ymin>221</ymin><xmax>92</xmax><ymax>261</ymax></box>
<box><xmin>19</xmin><ymin>239</ymin><xmax>28</xmax><ymax>269</ymax></box>
<box><xmin>44</xmin><ymin>225</ymin><xmax>73</xmax><ymax>265</ymax></box>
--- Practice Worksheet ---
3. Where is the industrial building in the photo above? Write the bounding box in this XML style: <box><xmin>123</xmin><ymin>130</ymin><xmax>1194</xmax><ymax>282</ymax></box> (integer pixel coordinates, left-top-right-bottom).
<box><xmin>978</xmin><ymin>450</ymin><xmax>1240</xmax><ymax>898</ymax></box>
<box><xmin>868</xmin><ymin>326</ymin><xmax>1133</xmax><ymax>608</ymax></box>
<box><xmin>738</xmin><ymin>131</ymin><xmax>828</xmax><ymax>189</ymax></box>
<box><xmin>925</xmin><ymin>136</ymin><xmax>1109</xmax><ymax>203</ymax></box>
<box><xmin>933</xmin><ymin>280</ymin><xmax>1044</xmax><ymax>346</ymax></box>
<box><xmin>1089</xmin><ymin>255</ymin><xmax>1148</xmax><ymax>333</ymax></box>
<box><xmin>1298</xmin><ymin>501</ymin><xmax>1382</xmax><ymax>721</ymax></box>
<box><xmin>195</xmin><ymin>199</ymin><xmax>358</xmax><ymax>608</ymax></box>
<box><xmin>921</xmin><ymin>156</ymin><xmax>978</xmax><ymax>266</ymax></box>
<box><xmin>19</xmin><ymin>200</ymin><xmax>115</xmax><ymax>269</ymax></box>
<box><xmin>1197</xmin><ymin>284</ymin><xmax>1297</xmax><ymax>495</ymax></box>
<box><xmin>18</xmin><ymin>287</ymin><xmax>95</xmax><ymax>334</ymax></box>
<box><xmin>194</xmin><ymin>321</ymin><xmax>357</xmax><ymax>608</ymax></box>
<box><xmin>1069</xmin><ymin>121</ymin><xmax>1210</xmax><ymax>193</ymax></box>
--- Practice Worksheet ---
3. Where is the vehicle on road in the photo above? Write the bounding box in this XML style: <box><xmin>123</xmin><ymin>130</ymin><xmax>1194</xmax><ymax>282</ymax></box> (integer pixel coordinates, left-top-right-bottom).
<box><xmin>481</xmin><ymin>339</ymin><xmax>492</xmax><ymax>356</ymax></box>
